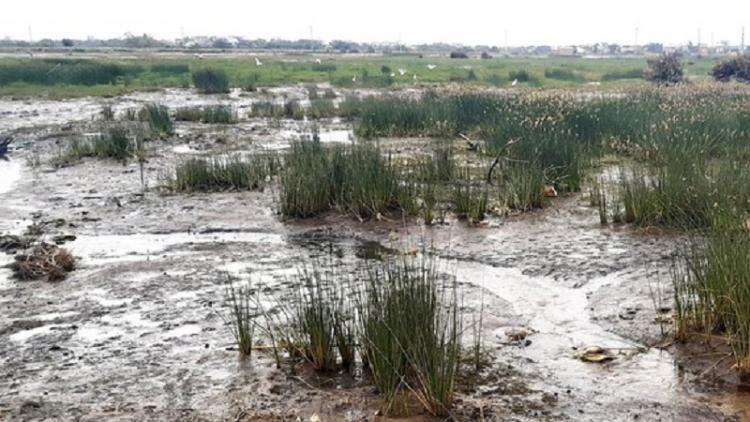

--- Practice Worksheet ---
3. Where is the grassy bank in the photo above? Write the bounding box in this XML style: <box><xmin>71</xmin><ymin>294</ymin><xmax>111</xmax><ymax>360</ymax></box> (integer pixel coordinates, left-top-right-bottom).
<box><xmin>0</xmin><ymin>55</ymin><xmax>722</xmax><ymax>98</ymax></box>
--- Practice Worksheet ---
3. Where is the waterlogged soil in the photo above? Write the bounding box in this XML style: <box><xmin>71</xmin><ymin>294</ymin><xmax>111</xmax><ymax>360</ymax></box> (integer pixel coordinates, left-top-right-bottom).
<box><xmin>0</xmin><ymin>89</ymin><xmax>746</xmax><ymax>422</ymax></box>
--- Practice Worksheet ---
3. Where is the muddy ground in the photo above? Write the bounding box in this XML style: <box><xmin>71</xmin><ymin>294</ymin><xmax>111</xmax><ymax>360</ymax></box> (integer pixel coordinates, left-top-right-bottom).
<box><xmin>0</xmin><ymin>88</ymin><xmax>747</xmax><ymax>422</ymax></box>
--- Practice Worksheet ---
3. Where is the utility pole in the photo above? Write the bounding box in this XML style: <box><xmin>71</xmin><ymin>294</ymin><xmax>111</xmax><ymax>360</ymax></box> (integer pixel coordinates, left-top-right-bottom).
<box><xmin>742</xmin><ymin>27</ymin><xmax>746</xmax><ymax>55</ymax></box>
<box><xmin>504</xmin><ymin>30</ymin><xmax>508</xmax><ymax>56</ymax></box>
<box><xmin>28</xmin><ymin>25</ymin><xmax>33</xmax><ymax>43</ymax></box>
<box><xmin>698</xmin><ymin>27</ymin><xmax>701</xmax><ymax>47</ymax></box>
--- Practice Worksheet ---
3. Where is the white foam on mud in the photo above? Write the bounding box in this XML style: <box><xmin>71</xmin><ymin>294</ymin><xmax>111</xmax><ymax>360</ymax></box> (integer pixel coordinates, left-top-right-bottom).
<box><xmin>164</xmin><ymin>324</ymin><xmax>202</xmax><ymax>338</ymax></box>
<box><xmin>0</xmin><ymin>159</ymin><xmax>22</xmax><ymax>195</ymax></box>
<box><xmin>10</xmin><ymin>325</ymin><xmax>60</xmax><ymax>342</ymax></box>
<box><xmin>76</xmin><ymin>325</ymin><xmax>126</xmax><ymax>342</ymax></box>
<box><xmin>456</xmin><ymin>261</ymin><xmax>680</xmax><ymax>404</ymax></box>
<box><xmin>69</xmin><ymin>232</ymin><xmax>285</xmax><ymax>264</ymax></box>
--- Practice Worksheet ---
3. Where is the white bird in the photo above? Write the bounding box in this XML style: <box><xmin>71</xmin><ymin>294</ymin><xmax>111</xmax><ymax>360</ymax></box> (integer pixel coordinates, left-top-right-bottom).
<box><xmin>398</xmin><ymin>68</ymin><xmax>407</xmax><ymax>76</ymax></box>
<box><xmin>390</xmin><ymin>73</ymin><xmax>395</xmax><ymax>77</ymax></box>
<box><xmin>511</xmin><ymin>79</ymin><xmax>518</xmax><ymax>86</ymax></box>
<box><xmin>352</xmin><ymin>76</ymin><xmax>356</xmax><ymax>82</ymax></box>
<box><xmin>413</xmin><ymin>74</ymin><xmax>417</xmax><ymax>80</ymax></box>
<box><xmin>315</xmin><ymin>58</ymin><xmax>322</xmax><ymax>64</ymax></box>
<box><xmin>195</xmin><ymin>53</ymin><xmax>204</xmax><ymax>60</ymax></box>
<box><xmin>427</xmin><ymin>64</ymin><xmax>436</xmax><ymax>70</ymax></box>
<box><xmin>255</xmin><ymin>57</ymin><xmax>263</xmax><ymax>66</ymax></box>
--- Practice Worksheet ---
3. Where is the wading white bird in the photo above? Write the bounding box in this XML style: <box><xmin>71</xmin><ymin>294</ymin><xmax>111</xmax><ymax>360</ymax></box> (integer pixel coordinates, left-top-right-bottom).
<box><xmin>427</xmin><ymin>64</ymin><xmax>436</xmax><ymax>70</ymax></box>
<box><xmin>398</xmin><ymin>68</ymin><xmax>407</xmax><ymax>76</ymax></box>
<box><xmin>194</xmin><ymin>53</ymin><xmax>204</xmax><ymax>60</ymax></box>
<box><xmin>255</xmin><ymin>57</ymin><xmax>263</xmax><ymax>66</ymax></box>
<box><xmin>352</xmin><ymin>76</ymin><xmax>356</xmax><ymax>82</ymax></box>
<box><xmin>315</xmin><ymin>58</ymin><xmax>322</xmax><ymax>64</ymax></box>
<box><xmin>511</xmin><ymin>79</ymin><xmax>518</xmax><ymax>86</ymax></box>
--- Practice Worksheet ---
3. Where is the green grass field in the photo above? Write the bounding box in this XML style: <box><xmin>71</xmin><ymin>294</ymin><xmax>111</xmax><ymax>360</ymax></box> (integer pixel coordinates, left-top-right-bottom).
<box><xmin>0</xmin><ymin>53</ymin><xmax>725</xmax><ymax>98</ymax></box>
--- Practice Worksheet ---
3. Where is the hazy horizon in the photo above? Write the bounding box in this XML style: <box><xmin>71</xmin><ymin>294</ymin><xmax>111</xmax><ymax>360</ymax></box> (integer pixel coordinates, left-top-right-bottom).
<box><xmin>2</xmin><ymin>1</ymin><xmax>749</xmax><ymax>47</ymax></box>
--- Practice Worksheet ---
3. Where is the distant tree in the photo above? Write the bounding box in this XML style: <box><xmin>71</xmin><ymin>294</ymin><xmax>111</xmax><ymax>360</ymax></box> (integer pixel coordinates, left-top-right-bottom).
<box><xmin>61</xmin><ymin>38</ymin><xmax>74</xmax><ymax>47</ymax></box>
<box><xmin>212</xmin><ymin>38</ymin><xmax>233</xmax><ymax>49</ymax></box>
<box><xmin>123</xmin><ymin>33</ymin><xmax>160</xmax><ymax>48</ymax></box>
<box><xmin>644</xmin><ymin>43</ymin><xmax>663</xmax><ymax>54</ymax></box>
<box><xmin>480</xmin><ymin>52</ymin><xmax>492</xmax><ymax>59</ymax></box>
<box><xmin>449</xmin><ymin>51</ymin><xmax>468</xmax><ymax>59</ymax></box>
<box><xmin>643</xmin><ymin>52</ymin><xmax>685</xmax><ymax>85</ymax></box>
<box><xmin>711</xmin><ymin>56</ymin><xmax>750</xmax><ymax>82</ymax></box>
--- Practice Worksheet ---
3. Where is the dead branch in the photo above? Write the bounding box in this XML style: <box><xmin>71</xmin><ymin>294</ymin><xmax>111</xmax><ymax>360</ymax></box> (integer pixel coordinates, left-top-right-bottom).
<box><xmin>486</xmin><ymin>138</ymin><xmax>519</xmax><ymax>185</ymax></box>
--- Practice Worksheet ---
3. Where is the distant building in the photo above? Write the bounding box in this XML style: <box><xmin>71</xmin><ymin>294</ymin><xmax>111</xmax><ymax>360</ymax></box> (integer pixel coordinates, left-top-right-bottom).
<box><xmin>553</xmin><ymin>46</ymin><xmax>577</xmax><ymax>57</ymax></box>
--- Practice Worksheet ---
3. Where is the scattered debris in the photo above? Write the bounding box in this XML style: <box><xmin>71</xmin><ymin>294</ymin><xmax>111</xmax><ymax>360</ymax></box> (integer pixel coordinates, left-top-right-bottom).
<box><xmin>52</xmin><ymin>233</ymin><xmax>77</xmax><ymax>245</ymax></box>
<box><xmin>5</xmin><ymin>243</ymin><xmax>76</xmax><ymax>281</ymax></box>
<box><xmin>0</xmin><ymin>234</ymin><xmax>30</xmax><ymax>252</ymax></box>
<box><xmin>573</xmin><ymin>346</ymin><xmax>616</xmax><ymax>363</ymax></box>
<box><xmin>0</xmin><ymin>136</ymin><xmax>12</xmax><ymax>158</ymax></box>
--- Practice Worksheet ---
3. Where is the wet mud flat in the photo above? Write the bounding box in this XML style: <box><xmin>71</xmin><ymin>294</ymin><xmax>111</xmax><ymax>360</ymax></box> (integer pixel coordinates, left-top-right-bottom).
<box><xmin>0</xmin><ymin>91</ymin><xmax>746</xmax><ymax>422</ymax></box>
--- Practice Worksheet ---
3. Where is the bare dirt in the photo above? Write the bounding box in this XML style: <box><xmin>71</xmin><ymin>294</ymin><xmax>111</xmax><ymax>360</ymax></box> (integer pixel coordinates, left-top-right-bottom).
<box><xmin>0</xmin><ymin>89</ymin><xmax>746</xmax><ymax>422</ymax></box>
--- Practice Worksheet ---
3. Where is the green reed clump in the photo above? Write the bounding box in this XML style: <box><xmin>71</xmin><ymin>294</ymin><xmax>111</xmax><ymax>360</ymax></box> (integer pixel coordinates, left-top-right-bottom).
<box><xmin>164</xmin><ymin>154</ymin><xmax>274</xmax><ymax>192</ymax></box>
<box><xmin>601</xmin><ymin>68</ymin><xmax>643</xmax><ymax>81</ymax></box>
<box><xmin>249</xmin><ymin>101</ymin><xmax>284</xmax><ymax>118</ymax></box>
<box><xmin>138</xmin><ymin>103</ymin><xmax>174</xmax><ymax>135</ymax></box>
<box><xmin>0</xmin><ymin>59</ymin><xmax>141</xmax><ymax>86</ymax></box>
<box><xmin>100</xmin><ymin>105</ymin><xmax>115</xmax><ymax>121</ymax></box>
<box><xmin>607</xmin><ymin>150</ymin><xmax>750</xmax><ymax>229</ymax></box>
<box><xmin>358</xmin><ymin>254</ymin><xmax>460</xmax><ymax>417</ymax></box>
<box><xmin>222</xmin><ymin>279</ymin><xmax>256</xmax><ymax>356</ymax></box>
<box><xmin>493</xmin><ymin>160</ymin><xmax>546</xmax><ymax>211</ymax></box>
<box><xmin>308</xmin><ymin>99</ymin><xmax>337</xmax><ymax>119</ymax></box>
<box><xmin>279</xmin><ymin>140</ymin><xmax>332</xmax><ymax>217</ymax></box>
<box><xmin>280</xmin><ymin>140</ymin><xmax>414</xmax><ymax>219</ymax></box>
<box><xmin>452</xmin><ymin>184</ymin><xmax>488</xmax><ymax>223</ymax></box>
<box><xmin>337</xmin><ymin>96</ymin><xmax>366</xmax><ymax>120</ymax></box>
<box><xmin>202</xmin><ymin>105</ymin><xmax>237</xmax><ymax>124</ymax></box>
<box><xmin>174</xmin><ymin>106</ymin><xmax>203</xmax><ymax>122</ymax></box>
<box><xmin>416</xmin><ymin>144</ymin><xmax>454</xmax><ymax>183</ymax></box>
<box><xmin>674</xmin><ymin>221</ymin><xmax>750</xmax><ymax>372</ymax></box>
<box><xmin>293</xmin><ymin>263</ymin><xmax>357</xmax><ymax>372</ymax></box>
<box><xmin>544</xmin><ymin>68</ymin><xmax>584</xmax><ymax>82</ymax></box>
<box><xmin>150</xmin><ymin>63</ymin><xmax>190</xmax><ymax>75</ymax></box>
<box><xmin>192</xmin><ymin>68</ymin><xmax>230</xmax><ymax>94</ymax></box>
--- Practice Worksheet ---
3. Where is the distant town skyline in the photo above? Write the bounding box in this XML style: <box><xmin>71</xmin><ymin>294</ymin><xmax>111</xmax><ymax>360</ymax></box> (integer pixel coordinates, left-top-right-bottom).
<box><xmin>2</xmin><ymin>0</ymin><xmax>748</xmax><ymax>47</ymax></box>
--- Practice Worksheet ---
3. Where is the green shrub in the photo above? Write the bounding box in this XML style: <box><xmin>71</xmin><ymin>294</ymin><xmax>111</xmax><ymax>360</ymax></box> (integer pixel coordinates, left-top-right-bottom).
<box><xmin>643</xmin><ymin>52</ymin><xmax>684</xmax><ymax>85</ymax></box>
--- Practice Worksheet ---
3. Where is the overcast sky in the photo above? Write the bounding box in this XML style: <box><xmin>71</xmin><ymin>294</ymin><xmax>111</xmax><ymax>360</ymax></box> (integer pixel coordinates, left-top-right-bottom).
<box><xmin>2</xmin><ymin>1</ymin><xmax>748</xmax><ymax>46</ymax></box>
